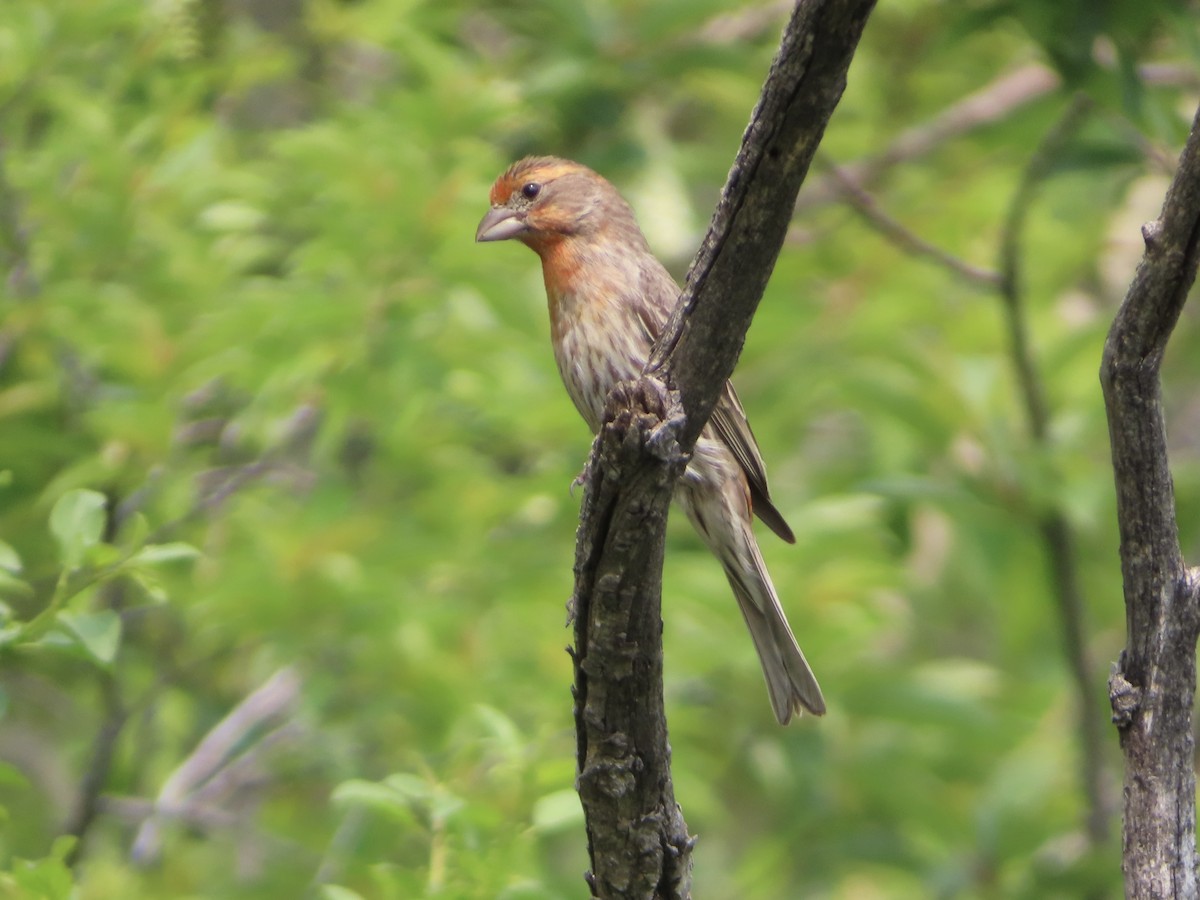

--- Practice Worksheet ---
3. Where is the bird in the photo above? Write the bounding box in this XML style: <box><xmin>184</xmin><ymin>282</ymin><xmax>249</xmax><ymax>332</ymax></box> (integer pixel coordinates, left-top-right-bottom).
<box><xmin>476</xmin><ymin>156</ymin><xmax>825</xmax><ymax>723</ymax></box>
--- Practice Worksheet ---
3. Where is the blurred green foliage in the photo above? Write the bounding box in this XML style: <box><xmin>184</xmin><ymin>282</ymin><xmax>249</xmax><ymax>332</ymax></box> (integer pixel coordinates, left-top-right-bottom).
<box><xmin>0</xmin><ymin>0</ymin><xmax>1198</xmax><ymax>897</ymax></box>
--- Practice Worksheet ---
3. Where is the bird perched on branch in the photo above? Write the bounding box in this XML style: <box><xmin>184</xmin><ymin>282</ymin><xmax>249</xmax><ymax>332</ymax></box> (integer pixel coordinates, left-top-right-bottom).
<box><xmin>476</xmin><ymin>156</ymin><xmax>824</xmax><ymax>723</ymax></box>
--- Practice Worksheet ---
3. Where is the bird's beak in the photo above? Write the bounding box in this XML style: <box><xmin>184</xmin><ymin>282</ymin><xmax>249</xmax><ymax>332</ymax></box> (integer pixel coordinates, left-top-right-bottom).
<box><xmin>475</xmin><ymin>206</ymin><xmax>529</xmax><ymax>243</ymax></box>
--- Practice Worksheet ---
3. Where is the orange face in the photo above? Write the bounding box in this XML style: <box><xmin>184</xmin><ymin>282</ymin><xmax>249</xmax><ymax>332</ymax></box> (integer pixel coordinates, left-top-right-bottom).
<box><xmin>476</xmin><ymin>157</ymin><xmax>611</xmax><ymax>251</ymax></box>
<box><xmin>487</xmin><ymin>157</ymin><xmax>585</xmax><ymax>207</ymax></box>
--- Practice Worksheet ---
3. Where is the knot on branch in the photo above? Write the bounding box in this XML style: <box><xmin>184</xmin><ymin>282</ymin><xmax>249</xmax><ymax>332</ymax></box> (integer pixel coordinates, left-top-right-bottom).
<box><xmin>1108</xmin><ymin>663</ymin><xmax>1142</xmax><ymax>729</ymax></box>
<box><xmin>1141</xmin><ymin>219</ymin><xmax>1163</xmax><ymax>253</ymax></box>
<box><xmin>578</xmin><ymin>735</ymin><xmax>640</xmax><ymax>799</ymax></box>
<box><xmin>578</xmin><ymin>760</ymin><xmax>637</xmax><ymax>799</ymax></box>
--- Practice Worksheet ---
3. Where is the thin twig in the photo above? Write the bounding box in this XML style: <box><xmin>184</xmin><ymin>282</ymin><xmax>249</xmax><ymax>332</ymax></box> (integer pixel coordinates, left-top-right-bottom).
<box><xmin>999</xmin><ymin>94</ymin><xmax>1094</xmax><ymax>439</ymax></box>
<box><xmin>799</xmin><ymin>59</ymin><xmax>1199</xmax><ymax>212</ymax></box>
<box><xmin>1103</xmin><ymin>111</ymin><xmax>1179</xmax><ymax>175</ymax></box>
<box><xmin>996</xmin><ymin>92</ymin><xmax>1111</xmax><ymax>851</ymax></box>
<box><xmin>693</xmin><ymin>0</ymin><xmax>794</xmax><ymax>45</ymax></box>
<box><xmin>798</xmin><ymin>64</ymin><xmax>1061</xmax><ymax>211</ymax></box>
<box><xmin>101</xmin><ymin>794</ymin><xmax>242</xmax><ymax>831</ymax></box>
<box><xmin>63</xmin><ymin>671</ymin><xmax>128</xmax><ymax>865</ymax></box>
<box><xmin>822</xmin><ymin>158</ymin><xmax>1002</xmax><ymax>287</ymax></box>
<box><xmin>145</xmin><ymin>401</ymin><xmax>324</xmax><ymax>544</ymax></box>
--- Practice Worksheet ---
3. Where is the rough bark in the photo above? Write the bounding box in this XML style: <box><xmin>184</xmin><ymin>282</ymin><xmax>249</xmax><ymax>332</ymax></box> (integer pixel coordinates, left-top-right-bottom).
<box><xmin>1101</xmin><ymin>98</ymin><xmax>1200</xmax><ymax>898</ymax></box>
<box><xmin>569</xmin><ymin>1</ymin><xmax>877</xmax><ymax>897</ymax></box>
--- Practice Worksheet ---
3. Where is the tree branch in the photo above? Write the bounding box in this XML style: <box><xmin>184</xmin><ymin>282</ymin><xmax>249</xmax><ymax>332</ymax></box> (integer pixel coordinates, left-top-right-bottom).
<box><xmin>798</xmin><ymin>58</ymin><xmax>1198</xmax><ymax>213</ymax></box>
<box><xmin>131</xmin><ymin>667</ymin><xmax>302</xmax><ymax>865</ymax></box>
<box><xmin>62</xmin><ymin>670</ymin><xmax>128</xmax><ymax>865</ymax></box>
<box><xmin>570</xmin><ymin>0</ymin><xmax>876</xmax><ymax>896</ymax></box>
<box><xmin>796</xmin><ymin>64</ymin><xmax>1062</xmax><ymax>211</ymax></box>
<box><xmin>999</xmin><ymin>94</ymin><xmax>1093</xmax><ymax>440</ymax></box>
<box><xmin>821</xmin><ymin>157</ymin><xmax>1002</xmax><ymax>287</ymax></box>
<box><xmin>995</xmin><ymin>93</ymin><xmax>1113</xmax><ymax>852</ymax></box>
<box><xmin>648</xmin><ymin>0</ymin><xmax>877</xmax><ymax>440</ymax></box>
<box><xmin>1101</xmin><ymin>96</ymin><xmax>1200</xmax><ymax>898</ymax></box>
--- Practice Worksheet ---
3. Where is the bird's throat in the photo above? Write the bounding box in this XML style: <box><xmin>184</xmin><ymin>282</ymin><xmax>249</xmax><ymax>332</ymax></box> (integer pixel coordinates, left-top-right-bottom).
<box><xmin>540</xmin><ymin>240</ymin><xmax>586</xmax><ymax>340</ymax></box>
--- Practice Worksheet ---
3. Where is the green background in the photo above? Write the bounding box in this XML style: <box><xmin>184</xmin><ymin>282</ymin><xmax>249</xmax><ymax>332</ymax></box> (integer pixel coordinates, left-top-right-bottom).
<box><xmin>1</xmin><ymin>0</ymin><xmax>1198</xmax><ymax>897</ymax></box>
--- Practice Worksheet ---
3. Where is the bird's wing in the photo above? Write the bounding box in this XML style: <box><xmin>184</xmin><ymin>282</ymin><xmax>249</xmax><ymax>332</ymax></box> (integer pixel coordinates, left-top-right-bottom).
<box><xmin>711</xmin><ymin>384</ymin><xmax>795</xmax><ymax>544</ymax></box>
<box><xmin>632</xmin><ymin>262</ymin><xmax>795</xmax><ymax>544</ymax></box>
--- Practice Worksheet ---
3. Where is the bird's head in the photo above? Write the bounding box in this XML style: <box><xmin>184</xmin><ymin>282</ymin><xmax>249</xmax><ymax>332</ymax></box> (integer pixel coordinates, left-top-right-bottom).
<box><xmin>475</xmin><ymin>157</ymin><xmax>643</xmax><ymax>255</ymax></box>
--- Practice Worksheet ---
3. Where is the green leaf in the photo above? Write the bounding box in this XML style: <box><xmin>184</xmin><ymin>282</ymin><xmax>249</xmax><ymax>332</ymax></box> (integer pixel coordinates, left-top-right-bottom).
<box><xmin>474</xmin><ymin>703</ymin><xmax>524</xmax><ymax>761</ymax></box>
<box><xmin>199</xmin><ymin>200</ymin><xmax>267</xmax><ymax>232</ymax></box>
<box><xmin>319</xmin><ymin>886</ymin><xmax>367</xmax><ymax>900</ymax></box>
<box><xmin>130</xmin><ymin>542</ymin><xmax>201</xmax><ymax>566</ymax></box>
<box><xmin>0</xmin><ymin>624</ymin><xmax>21</xmax><ymax>651</ymax></box>
<box><xmin>1</xmin><ymin>836</ymin><xmax>76</xmax><ymax>899</ymax></box>
<box><xmin>382</xmin><ymin>772</ymin><xmax>431</xmax><ymax>803</ymax></box>
<box><xmin>118</xmin><ymin>511</ymin><xmax>150</xmax><ymax>552</ymax></box>
<box><xmin>55</xmin><ymin>610</ymin><xmax>122</xmax><ymax>665</ymax></box>
<box><xmin>0</xmin><ymin>572</ymin><xmax>32</xmax><ymax>603</ymax></box>
<box><xmin>331</xmin><ymin>779</ymin><xmax>415</xmax><ymax>825</ymax></box>
<box><xmin>127</xmin><ymin>569</ymin><xmax>169</xmax><ymax>604</ymax></box>
<box><xmin>0</xmin><ymin>541</ymin><xmax>21</xmax><ymax>574</ymax></box>
<box><xmin>48</xmin><ymin>490</ymin><xmax>107</xmax><ymax>568</ymax></box>
<box><xmin>427</xmin><ymin>786</ymin><xmax>464</xmax><ymax>824</ymax></box>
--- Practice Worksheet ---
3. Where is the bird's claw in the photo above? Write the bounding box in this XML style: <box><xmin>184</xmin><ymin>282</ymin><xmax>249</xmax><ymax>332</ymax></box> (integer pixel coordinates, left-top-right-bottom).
<box><xmin>646</xmin><ymin>412</ymin><xmax>688</xmax><ymax>466</ymax></box>
<box><xmin>570</xmin><ymin>435</ymin><xmax>603</xmax><ymax>497</ymax></box>
<box><xmin>570</xmin><ymin>465</ymin><xmax>591</xmax><ymax>497</ymax></box>
<box><xmin>598</xmin><ymin>377</ymin><xmax>688</xmax><ymax>468</ymax></box>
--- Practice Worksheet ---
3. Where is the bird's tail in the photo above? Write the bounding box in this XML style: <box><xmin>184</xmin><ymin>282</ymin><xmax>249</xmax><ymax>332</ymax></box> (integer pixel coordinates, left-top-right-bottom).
<box><xmin>722</xmin><ymin>533</ymin><xmax>825</xmax><ymax>724</ymax></box>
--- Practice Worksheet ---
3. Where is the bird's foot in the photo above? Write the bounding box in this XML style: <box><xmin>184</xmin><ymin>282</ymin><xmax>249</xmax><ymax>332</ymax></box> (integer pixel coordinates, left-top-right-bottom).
<box><xmin>645</xmin><ymin>407</ymin><xmax>687</xmax><ymax>466</ymax></box>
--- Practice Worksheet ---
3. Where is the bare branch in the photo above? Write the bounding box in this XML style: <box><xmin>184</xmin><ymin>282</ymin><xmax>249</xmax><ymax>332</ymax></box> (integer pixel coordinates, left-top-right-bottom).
<box><xmin>800</xmin><ymin>58</ymin><xmax>1198</xmax><ymax>212</ymax></box>
<box><xmin>101</xmin><ymin>794</ymin><xmax>242</xmax><ymax>832</ymax></box>
<box><xmin>693</xmin><ymin>0</ymin><xmax>793</xmax><ymax>45</ymax></box>
<box><xmin>130</xmin><ymin>667</ymin><xmax>302</xmax><ymax>865</ymax></box>
<box><xmin>798</xmin><ymin>64</ymin><xmax>1061</xmax><ymax>210</ymax></box>
<box><xmin>821</xmin><ymin>158</ymin><xmax>1002</xmax><ymax>287</ymax></box>
<box><xmin>62</xmin><ymin>672</ymin><xmax>128</xmax><ymax>864</ymax></box>
<box><xmin>649</xmin><ymin>0</ymin><xmax>877</xmax><ymax>444</ymax></box>
<box><xmin>570</xmin><ymin>1</ymin><xmax>877</xmax><ymax>895</ymax></box>
<box><xmin>993</xmin><ymin>91</ymin><xmax>1112</xmax><ymax>851</ymax></box>
<box><xmin>999</xmin><ymin>94</ymin><xmax>1093</xmax><ymax>440</ymax></box>
<box><xmin>1103</xmin><ymin>111</ymin><xmax>1181</xmax><ymax>175</ymax></box>
<box><xmin>1101</xmin><ymin>95</ymin><xmax>1200</xmax><ymax>898</ymax></box>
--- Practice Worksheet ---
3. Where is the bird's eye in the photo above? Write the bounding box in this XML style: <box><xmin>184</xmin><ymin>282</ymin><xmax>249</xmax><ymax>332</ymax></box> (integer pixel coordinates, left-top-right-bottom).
<box><xmin>521</xmin><ymin>182</ymin><xmax>541</xmax><ymax>200</ymax></box>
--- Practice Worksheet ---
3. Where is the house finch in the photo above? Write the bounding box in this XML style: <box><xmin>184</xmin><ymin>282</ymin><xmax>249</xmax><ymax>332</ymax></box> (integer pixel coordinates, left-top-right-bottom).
<box><xmin>476</xmin><ymin>156</ymin><xmax>824</xmax><ymax>723</ymax></box>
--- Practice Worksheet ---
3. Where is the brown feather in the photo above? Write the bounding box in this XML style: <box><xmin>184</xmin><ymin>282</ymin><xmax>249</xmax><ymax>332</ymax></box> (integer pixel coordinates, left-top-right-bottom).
<box><xmin>480</xmin><ymin>156</ymin><xmax>815</xmax><ymax>723</ymax></box>
<box><xmin>710</xmin><ymin>384</ymin><xmax>795</xmax><ymax>544</ymax></box>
